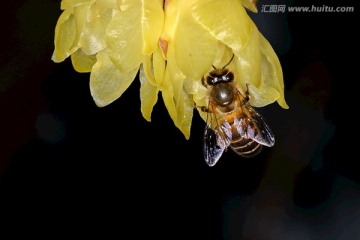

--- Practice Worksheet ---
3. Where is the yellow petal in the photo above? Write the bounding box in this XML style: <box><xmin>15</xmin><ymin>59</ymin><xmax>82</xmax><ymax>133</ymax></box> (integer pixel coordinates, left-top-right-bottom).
<box><xmin>95</xmin><ymin>0</ymin><xmax>120</xmax><ymax>9</ymax></box>
<box><xmin>52</xmin><ymin>3</ymin><xmax>91</xmax><ymax>62</ymax></box>
<box><xmin>141</xmin><ymin>46</ymin><xmax>165</xmax><ymax>87</ymax></box>
<box><xmin>192</xmin><ymin>0</ymin><xmax>253</xmax><ymax>54</ymax></box>
<box><xmin>152</xmin><ymin>46</ymin><xmax>165</xmax><ymax>87</ymax></box>
<box><xmin>175</xmin><ymin>19</ymin><xmax>217</xmax><ymax>80</ymax></box>
<box><xmin>73</xmin><ymin>3</ymin><xmax>91</xmax><ymax>49</ymax></box>
<box><xmin>241</xmin><ymin>0</ymin><xmax>258</xmax><ymax>13</ymax></box>
<box><xmin>78</xmin><ymin>3</ymin><xmax>113</xmax><ymax>55</ymax></box>
<box><xmin>138</xmin><ymin>48</ymin><xmax>165</xmax><ymax>122</ymax></box>
<box><xmin>160</xmin><ymin>0</ymin><xmax>179</xmax><ymax>48</ymax></box>
<box><xmin>211</xmin><ymin>41</ymin><xmax>226</xmax><ymax>68</ymax></box>
<box><xmin>61</xmin><ymin>0</ymin><xmax>92</xmax><ymax>10</ymax></box>
<box><xmin>247</xmin><ymin>85</ymin><xmax>280</xmax><ymax>107</ymax></box>
<box><xmin>139</xmin><ymin>64</ymin><xmax>159</xmax><ymax>122</ymax></box>
<box><xmin>259</xmin><ymin>32</ymin><xmax>289</xmax><ymax>109</ymax></box>
<box><xmin>162</xmin><ymin>1</ymin><xmax>217</xmax><ymax>80</ymax></box>
<box><xmin>71</xmin><ymin>48</ymin><xmax>96</xmax><ymax>73</ymax></box>
<box><xmin>141</xmin><ymin>53</ymin><xmax>157</xmax><ymax>86</ymax></box>
<box><xmin>162</xmin><ymin>46</ymin><xmax>193</xmax><ymax>139</ymax></box>
<box><xmin>223</xmin><ymin>22</ymin><xmax>288</xmax><ymax>109</ymax></box>
<box><xmin>161</xmin><ymin>46</ymin><xmax>180</xmax><ymax>127</ymax></box>
<box><xmin>177</xmin><ymin>89</ymin><xmax>194</xmax><ymax>140</ymax></box>
<box><xmin>52</xmin><ymin>9</ymin><xmax>77</xmax><ymax>62</ymax></box>
<box><xmin>192</xmin><ymin>82</ymin><xmax>210</xmax><ymax>128</ymax></box>
<box><xmin>140</xmin><ymin>0</ymin><xmax>164</xmax><ymax>55</ymax></box>
<box><xmin>90</xmin><ymin>49</ymin><xmax>138</xmax><ymax>107</ymax></box>
<box><xmin>105</xmin><ymin>9</ymin><xmax>141</xmax><ymax>72</ymax></box>
<box><xmin>106</xmin><ymin>0</ymin><xmax>163</xmax><ymax>72</ymax></box>
<box><xmin>231</xmin><ymin>25</ymin><xmax>262</xmax><ymax>90</ymax></box>
<box><xmin>161</xmin><ymin>73</ymin><xmax>177</xmax><ymax>130</ymax></box>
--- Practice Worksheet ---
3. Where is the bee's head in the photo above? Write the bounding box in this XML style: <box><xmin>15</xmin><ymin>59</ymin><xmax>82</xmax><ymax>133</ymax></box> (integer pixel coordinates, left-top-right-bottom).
<box><xmin>206</xmin><ymin>69</ymin><xmax>234</xmax><ymax>85</ymax></box>
<box><xmin>204</xmin><ymin>54</ymin><xmax>235</xmax><ymax>86</ymax></box>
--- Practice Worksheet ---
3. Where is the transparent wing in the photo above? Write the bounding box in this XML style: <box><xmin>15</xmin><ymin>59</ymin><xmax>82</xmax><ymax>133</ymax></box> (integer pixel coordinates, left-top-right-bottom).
<box><xmin>234</xmin><ymin>104</ymin><xmax>275</xmax><ymax>147</ymax></box>
<box><xmin>203</xmin><ymin>122</ymin><xmax>231</xmax><ymax>167</ymax></box>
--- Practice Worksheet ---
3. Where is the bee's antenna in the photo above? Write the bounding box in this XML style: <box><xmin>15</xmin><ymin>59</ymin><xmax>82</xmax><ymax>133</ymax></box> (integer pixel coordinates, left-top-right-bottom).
<box><xmin>211</xmin><ymin>54</ymin><xmax>235</xmax><ymax>69</ymax></box>
<box><xmin>222</xmin><ymin>54</ymin><xmax>235</xmax><ymax>69</ymax></box>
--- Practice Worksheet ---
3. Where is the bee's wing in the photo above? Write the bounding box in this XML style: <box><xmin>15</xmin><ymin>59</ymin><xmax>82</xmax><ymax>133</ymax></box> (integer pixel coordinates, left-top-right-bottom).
<box><xmin>203</xmin><ymin>122</ymin><xmax>232</xmax><ymax>166</ymax></box>
<box><xmin>234</xmin><ymin>105</ymin><xmax>275</xmax><ymax>147</ymax></box>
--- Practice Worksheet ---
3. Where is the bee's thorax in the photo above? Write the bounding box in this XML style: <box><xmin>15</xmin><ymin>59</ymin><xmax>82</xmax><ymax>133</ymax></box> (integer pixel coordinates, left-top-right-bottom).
<box><xmin>211</xmin><ymin>83</ymin><xmax>234</xmax><ymax>107</ymax></box>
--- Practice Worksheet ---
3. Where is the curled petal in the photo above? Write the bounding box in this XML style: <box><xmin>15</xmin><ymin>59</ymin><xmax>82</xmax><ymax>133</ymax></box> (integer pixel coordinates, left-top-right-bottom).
<box><xmin>219</xmin><ymin>24</ymin><xmax>288</xmax><ymax>109</ymax></box>
<box><xmin>52</xmin><ymin>3</ymin><xmax>91</xmax><ymax>62</ymax></box>
<box><xmin>247</xmin><ymin>85</ymin><xmax>280</xmax><ymax>107</ymax></box>
<box><xmin>140</xmin><ymin>47</ymin><xmax>165</xmax><ymax>121</ymax></box>
<box><xmin>179</xmin><ymin>90</ymin><xmax>195</xmax><ymax>140</ymax></box>
<box><xmin>141</xmin><ymin>52</ymin><xmax>157</xmax><ymax>86</ymax></box>
<box><xmin>184</xmin><ymin>75</ymin><xmax>208</xmax><ymax>123</ymax></box>
<box><xmin>241</xmin><ymin>0</ymin><xmax>258</xmax><ymax>13</ymax></box>
<box><xmin>162</xmin><ymin>46</ymin><xmax>193</xmax><ymax>139</ymax></box>
<box><xmin>52</xmin><ymin>9</ymin><xmax>77</xmax><ymax>62</ymax></box>
<box><xmin>140</xmin><ymin>64</ymin><xmax>159</xmax><ymax>122</ymax></box>
<box><xmin>141</xmin><ymin>46</ymin><xmax>165</xmax><ymax>88</ymax></box>
<box><xmin>161</xmin><ymin>74</ymin><xmax>177</xmax><ymax>131</ymax></box>
<box><xmin>90</xmin><ymin>49</ymin><xmax>138</xmax><ymax>107</ymax></box>
<box><xmin>152</xmin><ymin>46</ymin><xmax>166</xmax><ymax>87</ymax></box>
<box><xmin>259</xmin><ymin>32</ymin><xmax>289</xmax><ymax>109</ymax></box>
<box><xmin>71</xmin><ymin>48</ymin><xmax>96</xmax><ymax>72</ymax></box>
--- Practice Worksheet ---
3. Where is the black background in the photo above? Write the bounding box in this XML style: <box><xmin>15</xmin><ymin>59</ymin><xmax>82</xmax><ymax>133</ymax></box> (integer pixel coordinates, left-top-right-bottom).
<box><xmin>0</xmin><ymin>0</ymin><xmax>358</xmax><ymax>239</ymax></box>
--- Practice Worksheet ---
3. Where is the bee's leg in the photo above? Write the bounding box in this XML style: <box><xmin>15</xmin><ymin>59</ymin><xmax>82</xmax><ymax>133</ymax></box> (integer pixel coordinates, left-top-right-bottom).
<box><xmin>194</xmin><ymin>102</ymin><xmax>211</xmax><ymax>113</ymax></box>
<box><xmin>200</xmin><ymin>106</ymin><xmax>211</xmax><ymax>113</ymax></box>
<box><xmin>244</xmin><ymin>83</ymin><xmax>250</xmax><ymax>103</ymax></box>
<box><xmin>201</xmin><ymin>77</ymin><xmax>207</xmax><ymax>88</ymax></box>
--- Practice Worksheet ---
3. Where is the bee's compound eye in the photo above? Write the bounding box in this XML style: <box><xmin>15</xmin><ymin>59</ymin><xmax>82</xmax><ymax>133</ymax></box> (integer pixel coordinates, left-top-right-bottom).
<box><xmin>222</xmin><ymin>71</ymin><xmax>234</xmax><ymax>82</ymax></box>
<box><xmin>207</xmin><ymin>76</ymin><xmax>217</xmax><ymax>85</ymax></box>
<box><xmin>226</xmin><ymin>72</ymin><xmax>234</xmax><ymax>82</ymax></box>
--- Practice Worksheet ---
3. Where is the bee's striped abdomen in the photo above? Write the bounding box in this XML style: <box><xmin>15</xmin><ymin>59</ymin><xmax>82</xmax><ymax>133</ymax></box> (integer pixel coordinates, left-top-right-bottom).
<box><xmin>229</xmin><ymin>125</ymin><xmax>263</xmax><ymax>158</ymax></box>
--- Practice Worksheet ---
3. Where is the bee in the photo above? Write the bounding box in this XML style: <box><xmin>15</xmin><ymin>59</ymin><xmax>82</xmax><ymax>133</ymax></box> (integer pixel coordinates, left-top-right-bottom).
<box><xmin>200</xmin><ymin>55</ymin><xmax>275</xmax><ymax>166</ymax></box>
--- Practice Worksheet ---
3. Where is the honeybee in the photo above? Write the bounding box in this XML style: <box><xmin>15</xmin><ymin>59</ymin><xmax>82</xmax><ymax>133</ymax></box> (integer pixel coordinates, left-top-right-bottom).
<box><xmin>200</xmin><ymin>55</ymin><xmax>275</xmax><ymax>166</ymax></box>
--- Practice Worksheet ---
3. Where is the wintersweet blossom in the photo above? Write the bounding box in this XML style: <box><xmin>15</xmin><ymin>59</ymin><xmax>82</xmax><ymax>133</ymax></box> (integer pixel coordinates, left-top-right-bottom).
<box><xmin>52</xmin><ymin>0</ymin><xmax>288</xmax><ymax>139</ymax></box>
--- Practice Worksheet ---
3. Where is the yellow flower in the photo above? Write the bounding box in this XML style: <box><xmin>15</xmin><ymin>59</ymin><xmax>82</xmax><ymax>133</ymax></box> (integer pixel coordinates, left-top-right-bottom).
<box><xmin>52</xmin><ymin>0</ymin><xmax>288</xmax><ymax>140</ymax></box>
